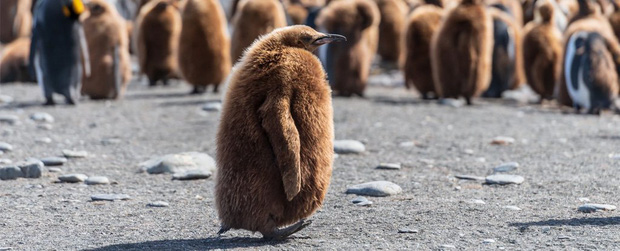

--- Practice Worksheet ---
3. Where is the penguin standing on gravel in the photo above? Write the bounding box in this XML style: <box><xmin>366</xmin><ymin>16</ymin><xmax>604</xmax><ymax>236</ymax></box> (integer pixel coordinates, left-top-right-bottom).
<box><xmin>216</xmin><ymin>25</ymin><xmax>344</xmax><ymax>239</ymax></box>
<box><xmin>30</xmin><ymin>0</ymin><xmax>90</xmax><ymax>105</ymax></box>
<box><xmin>564</xmin><ymin>31</ymin><xmax>619</xmax><ymax>114</ymax></box>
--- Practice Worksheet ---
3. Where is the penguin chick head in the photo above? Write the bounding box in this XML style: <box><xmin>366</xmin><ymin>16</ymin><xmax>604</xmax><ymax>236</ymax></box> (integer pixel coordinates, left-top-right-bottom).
<box><xmin>85</xmin><ymin>0</ymin><xmax>109</xmax><ymax>17</ymax></box>
<box><xmin>274</xmin><ymin>25</ymin><xmax>346</xmax><ymax>52</ymax></box>
<box><xmin>62</xmin><ymin>0</ymin><xmax>86</xmax><ymax>19</ymax></box>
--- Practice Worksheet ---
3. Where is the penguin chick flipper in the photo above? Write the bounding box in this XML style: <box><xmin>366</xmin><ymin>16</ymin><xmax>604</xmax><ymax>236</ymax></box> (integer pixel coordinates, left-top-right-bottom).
<box><xmin>262</xmin><ymin>219</ymin><xmax>312</xmax><ymax>241</ymax></box>
<box><xmin>258</xmin><ymin>92</ymin><xmax>302</xmax><ymax>201</ymax></box>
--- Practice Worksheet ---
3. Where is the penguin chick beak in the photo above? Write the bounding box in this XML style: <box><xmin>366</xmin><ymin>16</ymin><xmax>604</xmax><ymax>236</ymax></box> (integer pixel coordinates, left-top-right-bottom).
<box><xmin>312</xmin><ymin>34</ymin><xmax>347</xmax><ymax>46</ymax></box>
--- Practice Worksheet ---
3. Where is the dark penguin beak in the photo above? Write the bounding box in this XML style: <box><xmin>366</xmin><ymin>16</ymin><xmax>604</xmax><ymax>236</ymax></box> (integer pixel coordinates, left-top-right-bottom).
<box><xmin>312</xmin><ymin>34</ymin><xmax>347</xmax><ymax>46</ymax></box>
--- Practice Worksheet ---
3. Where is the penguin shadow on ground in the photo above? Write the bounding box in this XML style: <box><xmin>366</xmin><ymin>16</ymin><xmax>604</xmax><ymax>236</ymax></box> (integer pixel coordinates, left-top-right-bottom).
<box><xmin>0</xmin><ymin>100</ymin><xmax>44</xmax><ymax>110</ymax></box>
<box><xmin>87</xmin><ymin>236</ymin><xmax>299</xmax><ymax>250</ymax></box>
<box><xmin>509</xmin><ymin>217</ymin><xmax>620</xmax><ymax>229</ymax></box>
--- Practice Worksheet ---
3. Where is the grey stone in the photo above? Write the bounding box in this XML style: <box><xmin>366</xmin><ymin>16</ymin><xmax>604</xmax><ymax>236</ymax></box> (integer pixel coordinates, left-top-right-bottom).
<box><xmin>609</xmin><ymin>154</ymin><xmax>620</xmax><ymax>160</ymax></box>
<box><xmin>62</xmin><ymin>150</ymin><xmax>88</xmax><ymax>158</ymax></box>
<box><xmin>85</xmin><ymin>176</ymin><xmax>110</xmax><ymax>185</ymax></box>
<box><xmin>455</xmin><ymin>175</ymin><xmax>485</xmax><ymax>181</ymax></box>
<box><xmin>491</xmin><ymin>136</ymin><xmax>515</xmax><ymax>145</ymax></box>
<box><xmin>0</xmin><ymin>114</ymin><xmax>19</xmax><ymax>125</ymax></box>
<box><xmin>351</xmin><ymin>196</ymin><xmax>373</xmax><ymax>206</ymax></box>
<box><xmin>578</xmin><ymin>197</ymin><xmax>590</xmax><ymax>202</ymax></box>
<box><xmin>0</xmin><ymin>166</ymin><xmax>23</xmax><ymax>180</ymax></box>
<box><xmin>493</xmin><ymin>162</ymin><xmax>519</xmax><ymax>173</ymax></box>
<box><xmin>30</xmin><ymin>112</ymin><xmax>54</xmax><ymax>123</ymax></box>
<box><xmin>101</xmin><ymin>138</ymin><xmax>122</xmax><ymax>145</ymax></box>
<box><xmin>37</xmin><ymin>124</ymin><xmax>53</xmax><ymax>130</ymax></box>
<box><xmin>91</xmin><ymin>194</ymin><xmax>130</xmax><ymax>201</ymax></box>
<box><xmin>439</xmin><ymin>98</ymin><xmax>464</xmax><ymax>108</ymax></box>
<box><xmin>0</xmin><ymin>95</ymin><xmax>13</xmax><ymax>104</ymax></box>
<box><xmin>147</xmin><ymin>201</ymin><xmax>170</xmax><ymax>207</ymax></box>
<box><xmin>376</xmin><ymin>163</ymin><xmax>401</xmax><ymax>170</ymax></box>
<box><xmin>0</xmin><ymin>159</ymin><xmax>11</xmax><ymax>165</ymax></box>
<box><xmin>58</xmin><ymin>174</ymin><xmax>88</xmax><ymax>183</ymax></box>
<box><xmin>578</xmin><ymin>204</ymin><xmax>616</xmax><ymax>213</ymax></box>
<box><xmin>48</xmin><ymin>167</ymin><xmax>62</xmax><ymax>173</ymax></box>
<box><xmin>40</xmin><ymin>157</ymin><xmax>67</xmax><ymax>166</ymax></box>
<box><xmin>346</xmin><ymin>181</ymin><xmax>402</xmax><ymax>197</ymax></box>
<box><xmin>504</xmin><ymin>206</ymin><xmax>522</xmax><ymax>211</ymax></box>
<box><xmin>17</xmin><ymin>159</ymin><xmax>44</xmax><ymax>178</ymax></box>
<box><xmin>35</xmin><ymin>137</ymin><xmax>52</xmax><ymax>144</ymax></box>
<box><xmin>0</xmin><ymin>142</ymin><xmax>13</xmax><ymax>152</ymax></box>
<box><xmin>557</xmin><ymin>236</ymin><xmax>572</xmax><ymax>240</ymax></box>
<box><xmin>398</xmin><ymin>228</ymin><xmax>419</xmax><ymax>233</ymax></box>
<box><xmin>470</xmin><ymin>199</ymin><xmax>486</xmax><ymax>205</ymax></box>
<box><xmin>333</xmin><ymin>140</ymin><xmax>365</xmax><ymax>154</ymax></box>
<box><xmin>482</xmin><ymin>239</ymin><xmax>496</xmax><ymax>244</ymax></box>
<box><xmin>440</xmin><ymin>244</ymin><xmax>456</xmax><ymax>249</ymax></box>
<box><xmin>139</xmin><ymin>152</ymin><xmax>216</xmax><ymax>175</ymax></box>
<box><xmin>485</xmin><ymin>174</ymin><xmax>524</xmax><ymax>185</ymax></box>
<box><xmin>202</xmin><ymin>102</ymin><xmax>222</xmax><ymax>112</ymax></box>
<box><xmin>172</xmin><ymin>170</ymin><xmax>212</xmax><ymax>180</ymax></box>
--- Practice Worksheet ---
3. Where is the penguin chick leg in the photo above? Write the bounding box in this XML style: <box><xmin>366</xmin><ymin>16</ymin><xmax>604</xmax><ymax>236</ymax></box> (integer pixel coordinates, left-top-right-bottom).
<box><xmin>261</xmin><ymin>219</ymin><xmax>312</xmax><ymax>241</ymax></box>
<box><xmin>213</xmin><ymin>84</ymin><xmax>220</xmax><ymax>93</ymax></box>
<box><xmin>465</xmin><ymin>97</ymin><xmax>473</xmax><ymax>105</ymax></box>
<box><xmin>190</xmin><ymin>86</ymin><xmax>206</xmax><ymax>95</ymax></box>
<box><xmin>217</xmin><ymin>224</ymin><xmax>230</xmax><ymax>235</ymax></box>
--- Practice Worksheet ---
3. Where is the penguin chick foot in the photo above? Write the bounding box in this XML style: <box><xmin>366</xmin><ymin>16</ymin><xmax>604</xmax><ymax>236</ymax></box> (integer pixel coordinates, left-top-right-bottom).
<box><xmin>262</xmin><ymin>219</ymin><xmax>312</xmax><ymax>241</ymax></box>
<box><xmin>190</xmin><ymin>86</ymin><xmax>206</xmax><ymax>95</ymax></box>
<box><xmin>217</xmin><ymin>225</ymin><xmax>230</xmax><ymax>235</ymax></box>
<box><xmin>44</xmin><ymin>98</ymin><xmax>55</xmax><ymax>106</ymax></box>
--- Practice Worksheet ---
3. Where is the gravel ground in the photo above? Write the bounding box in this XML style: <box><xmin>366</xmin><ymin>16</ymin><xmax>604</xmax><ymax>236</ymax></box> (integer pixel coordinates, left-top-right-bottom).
<box><xmin>1</xmin><ymin>78</ymin><xmax>619</xmax><ymax>250</ymax></box>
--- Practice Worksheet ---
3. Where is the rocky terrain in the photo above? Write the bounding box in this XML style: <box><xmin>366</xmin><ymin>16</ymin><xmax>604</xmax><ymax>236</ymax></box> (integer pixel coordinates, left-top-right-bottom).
<box><xmin>0</xmin><ymin>78</ymin><xmax>619</xmax><ymax>250</ymax></box>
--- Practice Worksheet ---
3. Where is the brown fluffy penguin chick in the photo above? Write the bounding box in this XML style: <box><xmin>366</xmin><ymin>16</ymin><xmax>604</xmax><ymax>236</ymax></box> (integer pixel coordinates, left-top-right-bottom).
<box><xmin>136</xmin><ymin>0</ymin><xmax>182</xmax><ymax>86</ymax></box>
<box><xmin>522</xmin><ymin>1</ymin><xmax>563</xmax><ymax>100</ymax></box>
<box><xmin>0</xmin><ymin>37</ymin><xmax>33</xmax><ymax>83</ymax></box>
<box><xmin>0</xmin><ymin>0</ymin><xmax>32</xmax><ymax>44</ymax></box>
<box><xmin>403</xmin><ymin>3</ymin><xmax>443</xmax><ymax>99</ymax></box>
<box><xmin>374</xmin><ymin>0</ymin><xmax>408</xmax><ymax>64</ymax></box>
<box><xmin>230</xmin><ymin>0</ymin><xmax>288</xmax><ymax>63</ymax></box>
<box><xmin>430</xmin><ymin>0</ymin><xmax>493</xmax><ymax>105</ymax></box>
<box><xmin>216</xmin><ymin>25</ymin><xmax>344</xmax><ymax>239</ymax></box>
<box><xmin>609</xmin><ymin>1</ymin><xmax>620</xmax><ymax>41</ymax></box>
<box><xmin>316</xmin><ymin>0</ymin><xmax>380</xmax><ymax>96</ymax></box>
<box><xmin>288</xmin><ymin>3</ymin><xmax>309</xmax><ymax>25</ymax></box>
<box><xmin>178</xmin><ymin>0</ymin><xmax>230</xmax><ymax>94</ymax></box>
<box><xmin>81</xmin><ymin>0</ymin><xmax>132</xmax><ymax>99</ymax></box>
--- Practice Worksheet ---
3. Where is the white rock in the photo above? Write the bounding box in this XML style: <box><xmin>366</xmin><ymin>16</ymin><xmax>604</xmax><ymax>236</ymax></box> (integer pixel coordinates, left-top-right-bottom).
<box><xmin>439</xmin><ymin>98</ymin><xmax>464</xmax><ymax>108</ymax></box>
<box><xmin>485</xmin><ymin>174</ymin><xmax>524</xmax><ymax>185</ymax></box>
<box><xmin>0</xmin><ymin>142</ymin><xmax>13</xmax><ymax>152</ymax></box>
<box><xmin>139</xmin><ymin>152</ymin><xmax>216</xmax><ymax>175</ymax></box>
<box><xmin>346</xmin><ymin>181</ymin><xmax>402</xmax><ymax>197</ymax></box>
<box><xmin>91</xmin><ymin>194</ymin><xmax>130</xmax><ymax>201</ymax></box>
<box><xmin>35</xmin><ymin>137</ymin><xmax>52</xmax><ymax>144</ymax></box>
<box><xmin>37</xmin><ymin>124</ymin><xmax>53</xmax><ymax>130</ymax></box>
<box><xmin>351</xmin><ymin>196</ymin><xmax>373</xmax><ymax>206</ymax></box>
<box><xmin>48</xmin><ymin>167</ymin><xmax>62</xmax><ymax>173</ymax></box>
<box><xmin>440</xmin><ymin>244</ymin><xmax>456</xmax><ymax>249</ymax></box>
<box><xmin>0</xmin><ymin>95</ymin><xmax>13</xmax><ymax>104</ymax></box>
<box><xmin>147</xmin><ymin>201</ymin><xmax>170</xmax><ymax>207</ymax></box>
<box><xmin>58</xmin><ymin>174</ymin><xmax>88</xmax><ymax>183</ymax></box>
<box><xmin>333</xmin><ymin>140</ymin><xmax>365</xmax><ymax>154</ymax></box>
<box><xmin>0</xmin><ymin>114</ymin><xmax>19</xmax><ymax>125</ymax></box>
<box><xmin>578</xmin><ymin>204</ymin><xmax>616</xmax><ymax>213</ymax></box>
<box><xmin>493</xmin><ymin>162</ymin><xmax>519</xmax><ymax>173</ymax></box>
<box><xmin>172</xmin><ymin>170</ymin><xmax>212</xmax><ymax>180</ymax></box>
<box><xmin>0</xmin><ymin>159</ymin><xmax>11</xmax><ymax>165</ymax></box>
<box><xmin>504</xmin><ymin>206</ymin><xmax>522</xmax><ymax>211</ymax></box>
<box><xmin>62</xmin><ymin>150</ymin><xmax>88</xmax><ymax>158</ymax></box>
<box><xmin>202</xmin><ymin>102</ymin><xmax>222</xmax><ymax>112</ymax></box>
<box><xmin>398</xmin><ymin>228</ymin><xmax>419</xmax><ymax>233</ymax></box>
<box><xmin>376</xmin><ymin>163</ymin><xmax>401</xmax><ymax>170</ymax></box>
<box><xmin>85</xmin><ymin>176</ymin><xmax>110</xmax><ymax>185</ymax></box>
<box><xmin>30</xmin><ymin>112</ymin><xmax>54</xmax><ymax>123</ymax></box>
<box><xmin>578</xmin><ymin>197</ymin><xmax>590</xmax><ymax>202</ymax></box>
<box><xmin>482</xmin><ymin>239</ymin><xmax>496</xmax><ymax>244</ymax></box>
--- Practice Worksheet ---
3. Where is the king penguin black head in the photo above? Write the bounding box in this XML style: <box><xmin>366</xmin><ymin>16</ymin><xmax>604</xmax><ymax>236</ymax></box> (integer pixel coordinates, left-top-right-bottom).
<box><xmin>62</xmin><ymin>0</ymin><xmax>85</xmax><ymax>19</ymax></box>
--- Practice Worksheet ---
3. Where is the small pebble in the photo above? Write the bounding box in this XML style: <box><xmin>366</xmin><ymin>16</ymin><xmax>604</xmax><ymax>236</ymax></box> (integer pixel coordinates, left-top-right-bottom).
<box><xmin>463</xmin><ymin>149</ymin><xmax>475</xmax><ymax>155</ymax></box>
<box><xmin>0</xmin><ymin>114</ymin><xmax>19</xmax><ymax>125</ymax></box>
<box><xmin>0</xmin><ymin>166</ymin><xmax>23</xmax><ymax>180</ymax></box>
<box><xmin>557</xmin><ymin>236</ymin><xmax>572</xmax><ymax>240</ymax></box>
<box><xmin>482</xmin><ymin>239</ymin><xmax>495</xmax><ymax>244</ymax></box>
<box><xmin>58</xmin><ymin>174</ymin><xmax>88</xmax><ymax>183</ymax></box>
<box><xmin>30</xmin><ymin>112</ymin><xmax>54</xmax><ymax>123</ymax></box>
<box><xmin>0</xmin><ymin>159</ymin><xmax>11</xmax><ymax>165</ymax></box>
<box><xmin>48</xmin><ymin>167</ymin><xmax>62</xmax><ymax>173</ymax></box>
<box><xmin>346</xmin><ymin>181</ymin><xmax>402</xmax><ymax>197</ymax></box>
<box><xmin>202</xmin><ymin>102</ymin><xmax>222</xmax><ymax>112</ymax></box>
<box><xmin>491</xmin><ymin>136</ymin><xmax>515</xmax><ymax>145</ymax></box>
<box><xmin>504</xmin><ymin>206</ymin><xmax>522</xmax><ymax>211</ymax></box>
<box><xmin>0</xmin><ymin>142</ymin><xmax>13</xmax><ymax>152</ymax></box>
<box><xmin>578</xmin><ymin>197</ymin><xmax>590</xmax><ymax>202</ymax></box>
<box><xmin>172</xmin><ymin>170</ymin><xmax>212</xmax><ymax>180</ymax></box>
<box><xmin>91</xmin><ymin>194</ymin><xmax>130</xmax><ymax>201</ymax></box>
<box><xmin>40</xmin><ymin>157</ymin><xmax>67</xmax><ymax>166</ymax></box>
<box><xmin>471</xmin><ymin>199</ymin><xmax>486</xmax><ymax>205</ymax></box>
<box><xmin>85</xmin><ymin>176</ymin><xmax>110</xmax><ymax>185</ymax></box>
<box><xmin>376</xmin><ymin>163</ymin><xmax>401</xmax><ymax>170</ymax></box>
<box><xmin>578</xmin><ymin>204</ymin><xmax>616</xmax><ymax>213</ymax></box>
<box><xmin>398</xmin><ymin>228</ymin><xmax>419</xmax><ymax>234</ymax></box>
<box><xmin>0</xmin><ymin>94</ymin><xmax>13</xmax><ymax>104</ymax></box>
<box><xmin>455</xmin><ymin>175</ymin><xmax>485</xmax><ymax>181</ymax></box>
<box><xmin>333</xmin><ymin>140</ymin><xmax>365</xmax><ymax>154</ymax></box>
<box><xmin>35</xmin><ymin>137</ymin><xmax>52</xmax><ymax>144</ymax></box>
<box><xmin>493</xmin><ymin>162</ymin><xmax>519</xmax><ymax>173</ymax></box>
<box><xmin>62</xmin><ymin>149</ymin><xmax>88</xmax><ymax>158</ymax></box>
<box><xmin>399</xmin><ymin>141</ymin><xmax>416</xmax><ymax>148</ymax></box>
<box><xmin>37</xmin><ymin>124</ymin><xmax>53</xmax><ymax>130</ymax></box>
<box><xmin>439</xmin><ymin>98</ymin><xmax>464</xmax><ymax>108</ymax></box>
<box><xmin>485</xmin><ymin>174</ymin><xmax>524</xmax><ymax>185</ymax></box>
<box><xmin>609</xmin><ymin>154</ymin><xmax>620</xmax><ymax>160</ymax></box>
<box><xmin>147</xmin><ymin>201</ymin><xmax>170</xmax><ymax>207</ymax></box>
<box><xmin>101</xmin><ymin>138</ymin><xmax>122</xmax><ymax>145</ymax></box>
<box><xmin>140</xmin><ymin>152</ymin><xmax>216</xmax><ymax>174</ymax></box>
<box><xmin>351</xmin><ymin>196</ymin><xmax>373</xmax><ymax>206</ymax></box>
<box><xmin>440</xmin><ymin>244</ymin><xmax>456</xmax><ymax>249</ymax></box>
